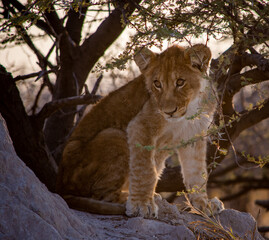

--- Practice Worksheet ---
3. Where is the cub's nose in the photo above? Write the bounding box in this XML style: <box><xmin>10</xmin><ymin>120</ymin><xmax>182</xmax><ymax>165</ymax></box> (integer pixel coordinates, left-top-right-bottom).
<box><xmin>164</xmin><ymin>107</ymin><xmax>178</xmax><ymax>117</ymax></box>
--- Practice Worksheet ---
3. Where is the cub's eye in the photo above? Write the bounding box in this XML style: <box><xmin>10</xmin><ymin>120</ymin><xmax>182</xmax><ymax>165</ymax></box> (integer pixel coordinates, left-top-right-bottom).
<box><xmin>153</xmin><ymin>80</ymin><xmax>162</xmax><ymax>88</ymax></box>
<box><xmin>176</xmin><ymin>78</ymin><xmax>185</xmax><ymax>87</ymax></box>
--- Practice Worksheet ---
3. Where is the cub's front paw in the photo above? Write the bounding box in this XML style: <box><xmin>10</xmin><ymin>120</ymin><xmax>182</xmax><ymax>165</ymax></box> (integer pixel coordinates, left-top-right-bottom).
<box><xmin>189</xmin><ymin>194</ymin><xmax>224</xmax><ymax>216</ymax></box>
<box><xmin>189</xmin><ymin>192</ymin><xmax>208</xmax><ymax>212</ymax></box>
<box><xmin>125</xmin><ymin>197</ymin><xmax>158</xmax><ymax>218</ymax></box>
<box><xmin>206</xmin><ymin>197</ymin><xmax>224</xmax><ymax>216</ymax></box>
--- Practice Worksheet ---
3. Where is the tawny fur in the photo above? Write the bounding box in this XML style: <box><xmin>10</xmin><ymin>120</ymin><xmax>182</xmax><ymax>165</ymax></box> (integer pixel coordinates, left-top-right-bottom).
<box><xmin>56</xmin><ymin>44</ymin><xmax>224</xmax><ymax>218</ymax></box>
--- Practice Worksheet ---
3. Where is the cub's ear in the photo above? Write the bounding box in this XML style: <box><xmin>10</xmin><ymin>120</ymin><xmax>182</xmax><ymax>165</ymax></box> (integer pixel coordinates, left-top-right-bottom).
<box><xmin>184</xmin><ymin>44</ymin><xmax>212</xmax><ymax>72</ymax></box>
<box><xmin>134</xmin><ymin>48</ymin><xmax>156</xmax><ymax>71</ymax></box>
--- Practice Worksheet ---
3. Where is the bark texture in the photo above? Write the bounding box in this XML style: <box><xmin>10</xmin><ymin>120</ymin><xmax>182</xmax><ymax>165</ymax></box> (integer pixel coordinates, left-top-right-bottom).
<box><xmin>0</xmin><ymin>65</ymin><xmax>57</xmax><ymax>191</ymax></box>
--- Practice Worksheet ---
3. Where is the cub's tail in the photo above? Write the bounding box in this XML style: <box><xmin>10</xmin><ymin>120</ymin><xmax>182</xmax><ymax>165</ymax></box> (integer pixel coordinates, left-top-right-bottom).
<box><xmin>63</xmin><ymin>195</ymin><xmax>126</xmax><ymax>215</ymax></box>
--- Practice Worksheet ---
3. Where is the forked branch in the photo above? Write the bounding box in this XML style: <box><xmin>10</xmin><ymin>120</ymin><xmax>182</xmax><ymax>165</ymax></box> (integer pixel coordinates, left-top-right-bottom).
<box><xmin>14</xmin><ymin>69</ymin><xmax>55</xmax><ymax>82</ymax></box>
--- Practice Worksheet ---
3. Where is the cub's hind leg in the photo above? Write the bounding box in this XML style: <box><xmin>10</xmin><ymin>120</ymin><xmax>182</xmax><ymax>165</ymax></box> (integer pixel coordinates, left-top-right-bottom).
<box><xmin>58</xmin><ymin>128</ymin><xmax>129</xmax><ymax>214</ymax></box>
<box><xmin>85</xmin><ymin>128</ymin><xmax>130</xmax><ymax>204</ymax></box>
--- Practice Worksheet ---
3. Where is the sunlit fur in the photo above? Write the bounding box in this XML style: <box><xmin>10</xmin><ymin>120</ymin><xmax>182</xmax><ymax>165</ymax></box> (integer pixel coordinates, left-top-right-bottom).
<box><xmin>56</xmin><ymin>44</ymin><xmax>224</xmax><ymax>218</ymax></box>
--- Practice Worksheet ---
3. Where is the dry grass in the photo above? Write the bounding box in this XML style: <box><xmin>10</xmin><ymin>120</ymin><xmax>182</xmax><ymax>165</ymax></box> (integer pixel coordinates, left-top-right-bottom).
<box><xmin>183</xmin><ymin>194</ymin><xmax>257</xmax><ymax>240</ymax></box>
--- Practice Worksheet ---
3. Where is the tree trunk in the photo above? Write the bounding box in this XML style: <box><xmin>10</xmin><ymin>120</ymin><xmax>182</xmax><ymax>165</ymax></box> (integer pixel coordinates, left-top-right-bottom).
<box><xmin>43</xmin><ymin>32</ymin><xmax>78</xmax><ymax>161</ymax></box>
<box><xmin>0</xmin><ymin>65</ymin><xmax>57</xmax><ymax>192</ymax></box>
<box><xmin>44</xmin><ymin>1</ymin><xmax>141</xmax><ymax>163</ymax></box>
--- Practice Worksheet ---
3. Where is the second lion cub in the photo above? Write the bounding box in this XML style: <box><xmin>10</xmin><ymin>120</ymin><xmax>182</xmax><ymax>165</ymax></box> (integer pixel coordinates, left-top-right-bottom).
<box><xmin>56</xmin><ymin>44</ymin><xmax>224</xmax><ymax>218</ymax></box>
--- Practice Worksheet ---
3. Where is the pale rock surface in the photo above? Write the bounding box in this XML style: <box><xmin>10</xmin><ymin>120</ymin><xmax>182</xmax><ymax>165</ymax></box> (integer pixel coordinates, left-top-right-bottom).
<box><xmin>0</xmin><ymin>114</ymin><xmax>264</xmax><ymax>240</ymax></box>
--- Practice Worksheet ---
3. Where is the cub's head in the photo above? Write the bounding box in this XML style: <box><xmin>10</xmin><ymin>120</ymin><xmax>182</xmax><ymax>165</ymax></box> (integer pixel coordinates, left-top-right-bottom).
<box><xmin>134</xmin><ymin>44</ymin><xmax>211</xmax><ymax>121</ymax></box>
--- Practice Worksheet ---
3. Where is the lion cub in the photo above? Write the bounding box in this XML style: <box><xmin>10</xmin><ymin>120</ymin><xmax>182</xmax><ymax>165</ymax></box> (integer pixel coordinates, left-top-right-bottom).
<box><xmin>56</xmin><ymin>44</ymin><xmax>224</xmax><ymax>218</ymax></box>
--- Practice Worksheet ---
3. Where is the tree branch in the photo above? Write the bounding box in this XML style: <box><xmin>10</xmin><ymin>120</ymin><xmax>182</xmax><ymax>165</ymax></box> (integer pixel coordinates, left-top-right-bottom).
<box><xmin>75</xmin><ymin>0</ymin><xmax>141</xmax><ymax>89</ymax></box>
<box><xmin>43</xmin><ymin>4</ymin><xmax>64</xmax><ymax>36</ymax></box>
<box><xmin>242</xmin><ymin>52</ymin><xmax>269</xmax><ymax>71</ymax></box>
<box><xmin>230</xmin><ymin>98</ymin><xmax>269</xmax><ymax>140</ymax></box>
<box><xmin>16</xmin><ymin>25</ymin><xmax>54</xmax><ymax>70</ymax></box>
<box><xmin>255</xmin><ymin>200</ymin><xmax>269</xmax><ymax>210</ymax></box>
<box><xmin>207</xmin><ymin>97</ymin><xmax>269</xmax><ymax>165</ymax></box>
<box><xmin>4</xmin><ymin>0</ymin><xmax>54</xmax><ymax>36</ymax></box>
<box><xmin>35</xmin><ymin>94</ymin><xmax>101</xmax><ymax>129</ymax></box>
<box><xmin>210</xmin><ymin>177</ymin><xmax>269</xmax><ymax>186</ymax></box>
<box><xmin>220</xmin><ymin>187</ymin><xmax>256</xmax><ymax>201</ymax></box>
<box><xmin>66</xmin><ymin>2</ymin><xmax>88</xmax><ymax>45</ymax></box>
<box><xmin>91</xmin><ymin>74</ymin><xmax>103</xmax><ymax>95</ymax></box>
<box><xmin>210</xmin><ymin>25</ymin><xmax>269</xmax><ymax>84</ymax></box>
<box><xmin>208</xmin><ymin>36</ymin><xmax>269</xmax><ymax>165</ymax></box>
<box><xmin>227</xmin><ymin>68</ymin><xmax>269</xmax><ymax>95</ymax></box>
<box><xmin>210</xmin><ymin>177</ymin><xmax>269</xmax><ymax>201</ymax></box>
<box><xmin>14</xmin><ymin>69</ymin><xmax>55</xmax><ymax>82</ymax></box>
<box><xmin>209</xmin><ymin>152</ymin><xmax>258</xmax><ymax>179</ymax></box>
<box><xmin>258</xmin><ymin>227</ymin><xmax>269</xmax><ymax>233</ymax></box>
